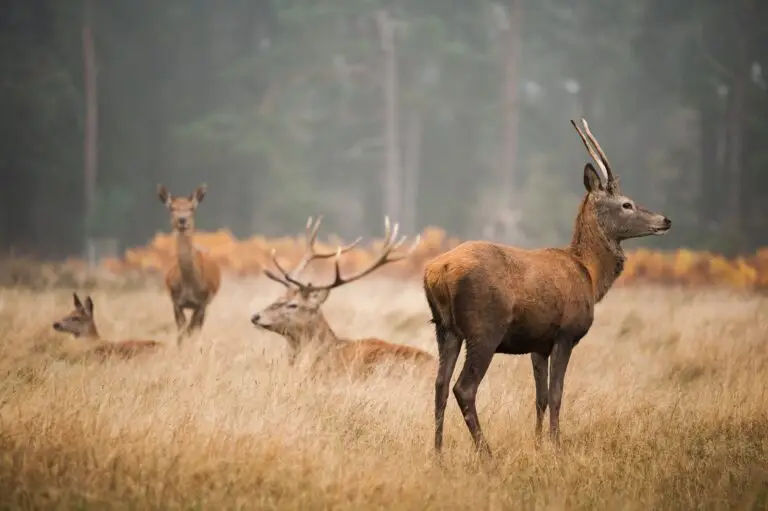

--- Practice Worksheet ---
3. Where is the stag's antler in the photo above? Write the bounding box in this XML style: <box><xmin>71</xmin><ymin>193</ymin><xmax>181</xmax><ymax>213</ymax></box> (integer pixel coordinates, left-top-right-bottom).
<box><xmin>269</xmin><ymin>216</ymin><xmax>421</xmax><ymax>293</ymax></box>
<box><xmin>570</xmin><ymin>118</ymin><xmax>618</xmax><ymax>193</ymax></box>
<box><xmin>264</xmin><ymin>216</ymin><xmax>362</xmax><ymax>288</ymax></box>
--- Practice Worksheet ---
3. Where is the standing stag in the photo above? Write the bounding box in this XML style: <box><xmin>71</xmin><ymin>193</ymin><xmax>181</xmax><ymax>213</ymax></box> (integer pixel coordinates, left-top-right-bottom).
<box><xmin>52</xmin><ymin>293</ymin><xmax>163</xmax><ymax>360</ymax></box>
<box><xmin>251</xmin><ymin>216</ymin><xmax>435</xmax><ymax>376</ymax></box>
<box><xmin>425</xmin><ymin>118</ymin><xmax>672</xmax><ymax>455</ymax></box>
<box><xmin>157</xmin><ymin>183</ymin><xmax>221</xmax><ymax>342</ymax></box>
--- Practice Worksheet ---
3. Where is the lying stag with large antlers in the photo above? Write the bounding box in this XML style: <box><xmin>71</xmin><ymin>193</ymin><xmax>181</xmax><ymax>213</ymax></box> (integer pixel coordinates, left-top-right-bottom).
<box><xmin>424</xmin><ymin>118</ymin><xmax>672</xmax><ymax>456</ymax></box>
<box><xmin>251</xmin><ymin>216</ymin><xmax>435</xmax><ymax>377</ymax></box>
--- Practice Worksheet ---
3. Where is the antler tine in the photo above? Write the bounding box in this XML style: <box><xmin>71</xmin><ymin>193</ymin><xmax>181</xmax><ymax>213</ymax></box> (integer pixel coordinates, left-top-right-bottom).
<box><xmin>264</xmin><ymin>216</ymin><xmax>364</xmax><ymax>291</ymax></box>
<box><xmin>304</xmin><ymin>218</ymin><xmax>422</xmax><ymax>292</ymax></box>
<box><xmin>305</xmin><ymin>215</ymin><xmax>322</xmax><ymax>247</ymax></box>
<box><xmin>579</xmin><ymin>118</ymin><xmax>616</xmax><ymax>186</ymax></box>
<box><xmin>263</xmin><ymin>267</ymin><xmax>292</xmax><ymax>288</ymax></box>
<box><xmin>268</xmin><ymin>247</ymin><xmax>315</xmax><ymax>289</ymax></box>
<box><xmin>570</xmin><ymin>119</ymin><xmax>609</xmax><ymax>185</ymax></box>
<box><xmin>288</xmin><ymin>215</ymin><xmax>363</xmax><ymax>277</ymax></box>
<box><xmin>264</xmin><ymin>248</ymin><xmax>299</xmax><ymax>288</ymax></box>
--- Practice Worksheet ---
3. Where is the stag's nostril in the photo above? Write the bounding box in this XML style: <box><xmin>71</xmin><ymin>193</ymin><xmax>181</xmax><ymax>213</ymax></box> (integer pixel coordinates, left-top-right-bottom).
<box><xmin>663</xmin><ymin>217</ymin><xmax>672</xmax><ymax>228</ymax></box>
<box><xmin>251</xmin><ymin>314</ymin><xmax>260</xmax><ymax>325</ymax></box>
<box><xmin>52</xmin><ymin>322</ymin><xmax>60</xmax><ymax>330</ymax></box>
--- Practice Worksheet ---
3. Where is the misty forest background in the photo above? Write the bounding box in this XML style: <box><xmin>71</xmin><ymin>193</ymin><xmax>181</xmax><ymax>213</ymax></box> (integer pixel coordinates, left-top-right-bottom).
<box><xmin>1</xmin><ymin>0</ymin><xmax>767</xmax><ymax>261</ymax></box>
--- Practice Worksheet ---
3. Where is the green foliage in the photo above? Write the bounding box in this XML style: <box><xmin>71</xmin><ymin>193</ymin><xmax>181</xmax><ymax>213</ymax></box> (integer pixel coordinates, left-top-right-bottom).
<box><xmin>84</xmin><ymin>187</ymin><xmax>136</xmax><ymax>239</ymax></box>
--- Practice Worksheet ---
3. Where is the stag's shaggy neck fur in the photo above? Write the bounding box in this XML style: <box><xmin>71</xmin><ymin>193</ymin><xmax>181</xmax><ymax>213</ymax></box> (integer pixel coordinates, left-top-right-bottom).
<box><xmin>280</xmin><ymin>313</ymin><xmax>342</xmax><ymax>354</ymax></box>
<box><xmin>568</xmin><ymin>196</ymin><xmax>625</xmax><ymax>302</ymax></box>
<box><xmin>175</xmin><ymin>231</ymin><xmax>204</xmax><ymax>292</ymax></box>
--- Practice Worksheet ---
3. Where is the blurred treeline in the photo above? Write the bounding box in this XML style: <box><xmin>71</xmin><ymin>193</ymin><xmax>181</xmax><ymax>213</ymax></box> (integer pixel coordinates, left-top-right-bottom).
<box><xmin>1</xmin><ymin>0</ymin><xmax>767</xmax><ymax>259</ymax></box>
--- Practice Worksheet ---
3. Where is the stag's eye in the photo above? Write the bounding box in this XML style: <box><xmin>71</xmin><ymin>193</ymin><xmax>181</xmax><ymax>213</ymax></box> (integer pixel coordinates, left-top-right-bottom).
<box><xmin>622</xmin><ymin>202</ymin><xmax>634</xmax><ymax>210</ymax></box>
<box><xmin>286</xmin><ymin>303</ymin><xmax>299</xmax><ymax>309</ymax></box>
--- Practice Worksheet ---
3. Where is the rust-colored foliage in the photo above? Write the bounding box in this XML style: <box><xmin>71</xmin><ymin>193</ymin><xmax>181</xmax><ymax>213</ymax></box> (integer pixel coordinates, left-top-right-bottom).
<box><xmin>2</xmin><ymin>228</ymin><xmax>765</xmax><ymax>292</ymax></box>
<box><xmin>87</xmin><ymin>228</ymin><xmax>768</xmax><ymax>292</ymax></box>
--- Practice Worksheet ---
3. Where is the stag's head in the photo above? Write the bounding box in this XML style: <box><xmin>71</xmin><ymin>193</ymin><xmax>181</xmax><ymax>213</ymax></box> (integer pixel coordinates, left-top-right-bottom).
<box><xmin>572</xmin><ymin>118</ymin><xmax>671</xmax><ymax>241</ymax></box>
<box><xmin>157</xmin><ymin>183</ymin><xmax>207</xmax><ymax>234</ymax></box>
<box><xmin>251</xmin><ymin>286</ymin><xmax>332</xmax><ymax>336</ymax></box>
<box><xmin>52</xmin><ymin>292</ymin><xmax>98</xmax><ymax>339</ymax></box>
<box><xmin>250</xmin><ymin>216</ymin><xmax>420</xmax><ymax>337</ymax></box>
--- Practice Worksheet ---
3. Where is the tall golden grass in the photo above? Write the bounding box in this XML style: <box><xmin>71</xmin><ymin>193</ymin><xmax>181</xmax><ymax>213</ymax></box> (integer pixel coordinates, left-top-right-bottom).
<box><xmin>1</xmin><ymin>278</ymin><xmax>767</xmax><ymax>509</ymax></box>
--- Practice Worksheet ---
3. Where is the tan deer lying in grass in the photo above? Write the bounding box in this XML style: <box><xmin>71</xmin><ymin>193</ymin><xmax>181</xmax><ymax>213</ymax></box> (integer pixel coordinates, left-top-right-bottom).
<box><xmin>251</xmin><ymin>216</ymin><xmax>435</xmax><ymax>377</ymax></box>
<box><xmin>425</xmin><ymin>118</ymin><xmax>672</xmax><ymax>456</ymax></box>
<box><xmin>157</xmin><ymin>183</ymin><xmax>221</xmax><ymax>343</ymax></box>
<box><xmin>52</xmin><ymin>293</ymin><xmax>163</xmax><ymax>361</ymax></box>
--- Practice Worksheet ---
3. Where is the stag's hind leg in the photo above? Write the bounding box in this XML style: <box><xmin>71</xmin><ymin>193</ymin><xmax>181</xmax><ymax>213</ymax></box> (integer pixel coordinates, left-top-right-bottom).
<box><xmin>531</xmin><ymin>352</ymin><xmax>549</xmax><ymax>446</ymax></box>
<box><xmin>434</xmin><ymin>323</ymin><xmax>463</xmax><ymax>453</ymax></box>
<box><xmin>452</xmin><ymin>338</ymin><xmax>498</xmax><ymax>456</ymax></box>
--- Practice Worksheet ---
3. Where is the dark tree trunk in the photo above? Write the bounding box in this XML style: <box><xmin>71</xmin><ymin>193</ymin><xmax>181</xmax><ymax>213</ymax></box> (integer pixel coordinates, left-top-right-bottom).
<box><xmin>500</xmin><ymin>0</ymin><xmax>521</xmax><ymax>197</ymax></box>
<box><xmin>376</xmin><ymin>9</ymin><xmax>402</xmax><ymax>221</ymax></box>
<box><xmin>698</xmin><ymin>104</ymin><xmax>721</xmax><ymax>228</ymax></box>
<box><xmin>82</xmin><ymin>0</ymin><xmax>98</xmax><ymax>224</ymax></box>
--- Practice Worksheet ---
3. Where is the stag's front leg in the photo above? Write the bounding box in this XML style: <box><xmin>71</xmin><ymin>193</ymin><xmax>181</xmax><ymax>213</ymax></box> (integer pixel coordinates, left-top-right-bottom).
<box><xmin>531</xmin><ymin>352</ymin><xmax>549</xmax><ymax>446</ymax></box>
<box><xmin>173</xmin><ymin>303</ymin><xmax>186</xmax><ymax>332</ymax></box>
<box><xmin>548</xmin><ymin>340</ymin><xmax>573</xmax><ymax>448</ymax></box>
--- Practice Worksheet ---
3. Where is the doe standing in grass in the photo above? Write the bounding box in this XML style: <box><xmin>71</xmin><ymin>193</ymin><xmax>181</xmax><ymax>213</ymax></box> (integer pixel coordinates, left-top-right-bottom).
<box><xmin>157</xmin><ymin>183</ymin><xmax>221</xmax><ymax>343</ymax></box>
<box><xmin>424</xmin><ymin>118</ymin><xmax>672</xmax><ymax>456</ymax></box>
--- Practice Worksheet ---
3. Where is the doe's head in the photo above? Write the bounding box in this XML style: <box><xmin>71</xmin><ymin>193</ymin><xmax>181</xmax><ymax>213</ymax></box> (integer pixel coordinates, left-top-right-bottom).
<box><xmin>573</xmin><ymin>119</ymin><xmax>671</xmax><ymax>242</ymax></box>
<box><xmin>52</xmin><ymin>292</ymin><xmax>97</xmax><ymax>338</ymax></box>
<box><xmin>157</xmin><ymin>183</ymin><xmax>207</xmax><ymax>233</ymax></box>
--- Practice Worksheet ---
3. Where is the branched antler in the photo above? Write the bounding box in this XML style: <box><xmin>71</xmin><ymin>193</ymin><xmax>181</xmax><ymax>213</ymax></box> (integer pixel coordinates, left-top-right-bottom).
<box><xmin>267</xmin><ymin>216</ymin><xmax>421</xmax><ymax>292</ymax></box>
<box><xmin>264</xmin><ymin>216</ymin><xmax>362</xmax><ymax>288</ymax></box>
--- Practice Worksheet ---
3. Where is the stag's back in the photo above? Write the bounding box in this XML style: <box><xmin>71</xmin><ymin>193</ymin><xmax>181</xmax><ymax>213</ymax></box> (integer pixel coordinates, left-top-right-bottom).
<box><xmin>315</xmin><ymin>338</ymin><xmax>436</xmax><ymax>379</ymax></box>
<box><xmin>337</xmin><ymin>338</ymin><xmax>435</xmax><ymax>366</ymax></box>
<box><xmin>424</xmin><ymin>240</ymin><xmax>596</xmax><ymax>343</ymax></box>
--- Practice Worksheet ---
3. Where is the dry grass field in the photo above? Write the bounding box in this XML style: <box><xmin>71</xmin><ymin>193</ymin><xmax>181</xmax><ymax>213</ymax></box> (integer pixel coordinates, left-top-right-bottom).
<box><xmin>0</xmin><ymin>276</ymin><xmax>767</xmax><ymax>510</ymax></box>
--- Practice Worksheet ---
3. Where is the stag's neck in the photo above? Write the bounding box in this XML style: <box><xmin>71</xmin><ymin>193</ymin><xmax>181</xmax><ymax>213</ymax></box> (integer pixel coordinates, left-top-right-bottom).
<box><xmin>175</xmin><ymin>230</ymin><xmax>204</xmax><ymax>288</ymax></box>
<box><xmin>284</xmin><ymin>314</ymin><xmax>342</xmax><ymax>354</ymax></box>
<box><xmin>568</xmin><ymin>198</ymin><xmax>625</xmax><ymax>302</ymax></box>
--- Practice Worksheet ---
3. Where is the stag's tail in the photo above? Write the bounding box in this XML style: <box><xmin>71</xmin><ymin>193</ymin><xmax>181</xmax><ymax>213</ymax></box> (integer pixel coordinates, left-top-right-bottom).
<box><xmin>423</xmin><ymin>261</ymin><xmax>461</xmax><ymax>338</ymax></box>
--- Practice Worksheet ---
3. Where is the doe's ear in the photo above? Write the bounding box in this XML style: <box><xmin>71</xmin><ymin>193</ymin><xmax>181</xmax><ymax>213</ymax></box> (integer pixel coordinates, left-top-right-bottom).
<box><xmin>73</xmin><ymin>292</ymin><xmax>83</xmax><ymax>310</ymax></box>
<box><xmin>157</xmin><ymin>184</ymin><xmax>171</xmax><ymax>206</ymax></box>
<box><xmin>84</xmin><ymin>296</ymin><xmax>94</xmax><ymax>316</ymax></box>
<box><xmin>191</xmin><ymin>183</ymin><xmax>207</xmax><ymax>206</ymax></box>
<box><xmin>583</xmin><ymin>163</ymin><xmax>605</xmax><ymax>194</ymax></box>
<box><xmin>304</xmin><ymin>288</ymin><xmax>331</xmax><ymax>309</ymax></box>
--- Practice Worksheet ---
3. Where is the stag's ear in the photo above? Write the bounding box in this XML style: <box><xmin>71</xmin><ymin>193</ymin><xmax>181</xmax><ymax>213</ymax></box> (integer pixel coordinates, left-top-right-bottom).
<box><xmin>83</xmin><ymin>296</ymin><xmax>94</xmax><ymax>316</ymax></box>
<box><xmin>191</xmin><ymin>183</ymin><xmax>207</xmax><ymax>206</ymax></box>
<box><xmin>73</xmin><ymin>292</ymin><xmax>83</xmax><ymax>310</ymax></box>
<box><xmin>304</xmin><ymin>288</ymin><xmax>331</xmax><ymax>308</ymax></box>
<box><xmin>157</xmin><ymin>184</ymin><xmax>171</xmax><ymax>206</ymax></box>
<box><xmin>583</xmin><ymin>163</ymin><xmax>605</xmax><ymax>194</ymax></box>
